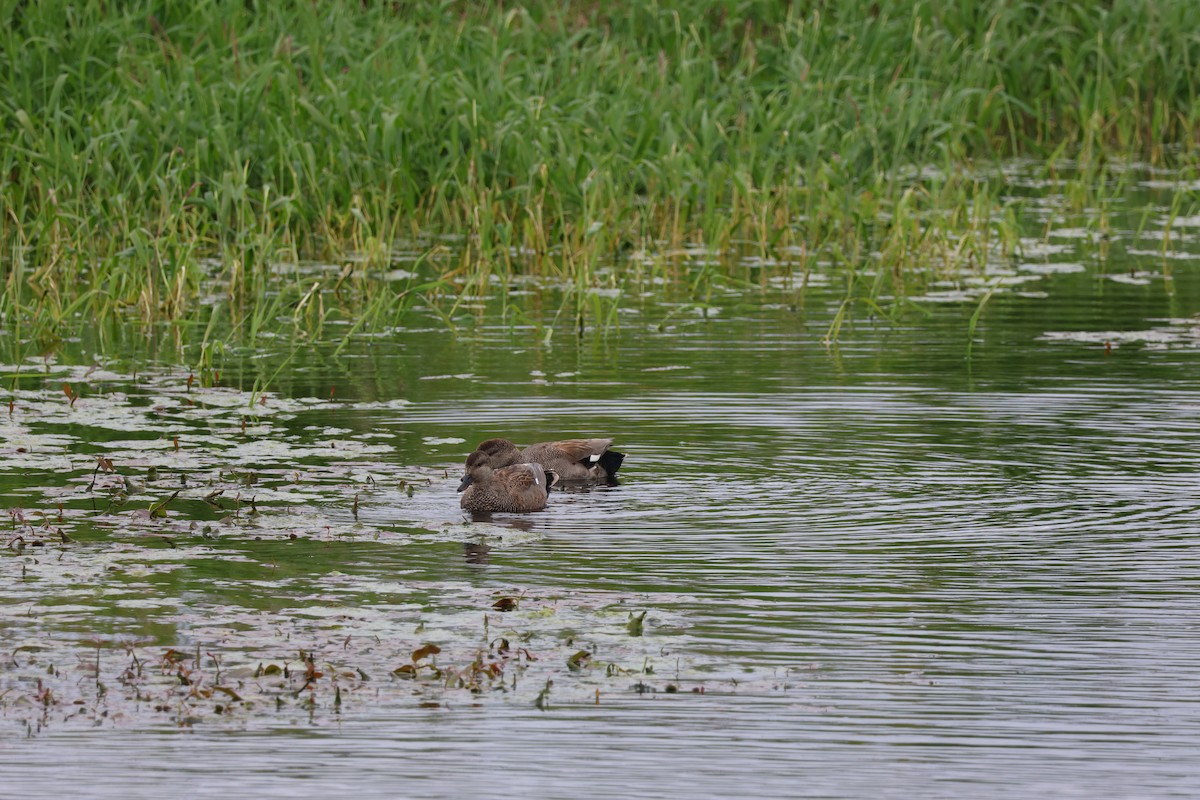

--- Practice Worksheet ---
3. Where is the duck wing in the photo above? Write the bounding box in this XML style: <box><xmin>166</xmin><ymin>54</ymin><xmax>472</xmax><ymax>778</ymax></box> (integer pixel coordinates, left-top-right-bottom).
<box><xmin>498</xmin><ymin>463</ymin><xmax>548</xmax><ymax>489</ymax></box>
<box><xmin>545</xmin><ymin>438</ymin><xmax>613</xmax><ymax>464</ymax></box>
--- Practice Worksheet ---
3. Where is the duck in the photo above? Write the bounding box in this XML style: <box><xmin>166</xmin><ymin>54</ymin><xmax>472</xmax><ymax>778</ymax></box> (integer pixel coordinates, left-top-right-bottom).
<box><xmin>473</xmin><ymin>437</ymin><xmax>624</xmax><ymax>482</ymax></box>
<box><xmin>458</xmin><ymin>451</ymin><xmax>556</xmax><ymax>513</ymax></box>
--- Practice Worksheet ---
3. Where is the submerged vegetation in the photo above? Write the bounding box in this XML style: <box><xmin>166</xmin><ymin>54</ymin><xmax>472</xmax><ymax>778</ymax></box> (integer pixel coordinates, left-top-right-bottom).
<box><xmin>0</xmin><ymin>363</ymin><xmax>714</xmax><ymax>733</ymax></box>
<box><xmin>2</xmin><ymin>572</ymin><xmax>683</xmax><ymax>735</ymax></box>
<box><xmin>3</xmin><ymin>0</ymin><xmax>1200</xmax><ymax>344</ymax></box>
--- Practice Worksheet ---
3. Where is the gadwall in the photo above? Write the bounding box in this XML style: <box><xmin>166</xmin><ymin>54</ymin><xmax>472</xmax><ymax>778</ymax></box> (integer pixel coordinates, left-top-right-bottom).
<box><xmin>458</xmin><ymin>451</ymin><xmax>556</xmax><ymax>513</ymax></box>
<box><xmin>474</xmin><ymin>437</ymin><xmax>624</xmax><ymax>482</ymax></box>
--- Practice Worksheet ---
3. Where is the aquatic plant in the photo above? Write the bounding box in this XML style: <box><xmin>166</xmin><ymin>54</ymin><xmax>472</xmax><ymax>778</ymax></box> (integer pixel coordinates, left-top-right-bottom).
<box><xmin>3</xmin><ymin>0</ymin><xmax>1199</xmax><ymax>341</ymax></box>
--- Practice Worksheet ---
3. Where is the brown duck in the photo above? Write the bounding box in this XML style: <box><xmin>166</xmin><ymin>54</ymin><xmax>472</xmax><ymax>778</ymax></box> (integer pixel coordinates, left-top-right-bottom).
<box><xmin>458</xmin><ymin>451</ymin><xmax>556</xmax><ymax>513</ymax></box>
<box><xmin>473</xmin><ymin>437</ymin><xmax>624</xmax><ymax>482</ymax></box>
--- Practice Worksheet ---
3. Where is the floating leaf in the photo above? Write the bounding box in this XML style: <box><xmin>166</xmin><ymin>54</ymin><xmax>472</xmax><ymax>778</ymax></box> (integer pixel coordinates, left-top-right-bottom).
<box><xmin>411</xmin><ymin>644</ymin><xmax>441</xmax><ymax>663</ymax></box>
<box><xmin>567</xmin><ymin>650</ymin><xmax>592</xmax><ymax>671</ymax></box>
<box><xmin>148</xmin><ymin>490</ymin><xmax>179</xmax><ymax>518</ymax></box>
<box><xmin>392</xmin><ymin>664</ymin><xmax>417</xmax><ymax>678</ymax></box>
<box><xmin>491</xmin><ymin>596</ymin><xmax>518</xmax><ymax>612</ymax></box>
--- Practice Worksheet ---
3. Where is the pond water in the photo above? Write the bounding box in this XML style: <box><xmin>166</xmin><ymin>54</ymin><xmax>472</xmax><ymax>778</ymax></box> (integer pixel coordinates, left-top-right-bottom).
<box><xmin>3</xmin><ymin>174</ymin><xmax>1200</xmax><ymax>797</ymax></box>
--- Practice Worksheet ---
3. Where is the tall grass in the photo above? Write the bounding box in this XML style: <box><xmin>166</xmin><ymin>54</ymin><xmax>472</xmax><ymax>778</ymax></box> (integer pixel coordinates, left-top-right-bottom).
<box><xmin>2</xmin><ymin>0</ymin><xmax>1199</xmax><ymax>340</ymax></box>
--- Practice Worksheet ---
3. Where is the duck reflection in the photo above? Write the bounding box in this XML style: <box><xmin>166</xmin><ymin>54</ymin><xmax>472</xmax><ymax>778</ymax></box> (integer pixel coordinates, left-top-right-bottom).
<box><xmin>462</xmin><ymin>540</ymin><xmax>492</xmax><ymax>565</ymax></box>
<box><xmin>460</xmin><ymin>514</ymin><xmax>537</xmax><ymax>565</ymax></box>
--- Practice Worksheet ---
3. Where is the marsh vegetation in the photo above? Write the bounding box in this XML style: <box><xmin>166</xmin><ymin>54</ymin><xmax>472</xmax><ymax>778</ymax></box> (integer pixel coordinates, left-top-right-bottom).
<box><xmin>4</xmin><ymin>0</ymin><xmax>1200</xmax><ymax>349</ymax></box>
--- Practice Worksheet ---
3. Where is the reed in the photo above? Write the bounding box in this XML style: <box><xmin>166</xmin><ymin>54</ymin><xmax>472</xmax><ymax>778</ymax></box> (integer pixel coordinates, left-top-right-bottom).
<box><xmin>2</xmin><ymin>0</ymin><xmax>1198</xmax><ymax>343</ymax></box>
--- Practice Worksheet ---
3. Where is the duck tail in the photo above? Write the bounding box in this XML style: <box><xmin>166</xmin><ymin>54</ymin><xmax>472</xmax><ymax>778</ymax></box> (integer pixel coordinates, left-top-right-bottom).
<box><xmin>598</xmin><ymin>450</ymin><xmax>624</xmax><ymax>476</ymax></box>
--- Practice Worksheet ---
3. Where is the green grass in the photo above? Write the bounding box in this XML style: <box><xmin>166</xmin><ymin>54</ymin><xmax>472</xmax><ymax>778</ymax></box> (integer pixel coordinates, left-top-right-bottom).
<box><xmin>2</xmin><ymin>0</ymin><xmax>1200</xmax><ymax>344</ymax></box>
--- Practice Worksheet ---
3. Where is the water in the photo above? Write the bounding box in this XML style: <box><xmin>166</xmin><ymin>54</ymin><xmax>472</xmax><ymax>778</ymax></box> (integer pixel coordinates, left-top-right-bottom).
<box><xmin>3</xmin><ymin>181</ymin><xmax>1200</xmax><ymax>797</ymax></box>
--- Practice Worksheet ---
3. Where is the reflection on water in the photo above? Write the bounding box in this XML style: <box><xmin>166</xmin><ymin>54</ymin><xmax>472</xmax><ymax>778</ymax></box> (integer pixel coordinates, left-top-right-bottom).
<box><xmin>462</xmin><ymin>541</ymin><xmax>492</xmax><ymax>564</ymax></box>
<box><xmin>4</xmin><ymin>185</ymin><xmax>1200</xmax><ymax>797</ymax></box>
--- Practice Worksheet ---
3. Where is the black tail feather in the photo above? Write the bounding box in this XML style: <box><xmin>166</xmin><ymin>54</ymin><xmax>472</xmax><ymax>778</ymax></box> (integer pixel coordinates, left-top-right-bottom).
<box><xmin>598</xmin><ymin>449</ymin><xmax>624</xmax><ymax>476</ymax></box>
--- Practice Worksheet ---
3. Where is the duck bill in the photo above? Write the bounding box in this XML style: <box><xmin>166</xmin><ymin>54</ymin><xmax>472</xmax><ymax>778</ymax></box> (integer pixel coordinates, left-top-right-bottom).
<box><xmin>457</xmin><ymin>475</ymin><xmax>472</xmax><ymax>492</ymax></box>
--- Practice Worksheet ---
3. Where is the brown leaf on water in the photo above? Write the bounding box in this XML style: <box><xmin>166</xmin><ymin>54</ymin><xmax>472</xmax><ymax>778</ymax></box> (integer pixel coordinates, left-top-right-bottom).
<box><xmin>392</xmin><ymin>664</ymin><xmax>417</xmax><ymax>678</ymax></box>
<box><xmin>411</xmin><ymin>644</ymin><xmax>441</xmax><ymax>663</ymax></box>
<box><xmin>62</xmin><ymin>383</ymin><xmax>77</xmax><ymax>407</ymax></box>
<box><xmin>161</xmin><ymin>649</ymin><xmax>188</xmax><ymax>664</ymax></box>
<box><xmin>491</xmin><ymin>596</ymin><xmax>518</xmax><ymax>612</ymax></box>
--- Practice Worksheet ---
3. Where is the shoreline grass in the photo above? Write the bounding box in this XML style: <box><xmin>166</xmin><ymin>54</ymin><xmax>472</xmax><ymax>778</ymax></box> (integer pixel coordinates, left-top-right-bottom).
<box><xmin>3</xmin><ymin>0</ymin><xmax>1200</xmax><ymax>343</ymax></box>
